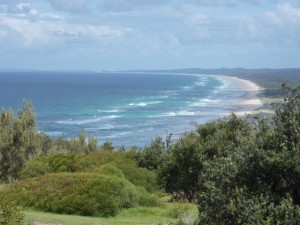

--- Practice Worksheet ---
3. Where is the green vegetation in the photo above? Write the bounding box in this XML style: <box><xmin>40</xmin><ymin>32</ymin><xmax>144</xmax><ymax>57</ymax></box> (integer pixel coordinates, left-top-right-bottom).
<box><xmin>1</xmin><ymin>172</ymin><xmax>160</xmax><ymax>216</ymax></box>
<box><xmin>23</xmin><ymin>203</ymin><xmax>197</xmax><ymax>225</ymax></box>
<box><xmin>0</xmin><ymin>101</ymin><xmax>38</xmax><ymax>183</ymax></box>
<box><xmin>157</xmin><ymin>83</ymin><xmax>300</xmax><ymax>224</ymax></box>
<box><xmin>0</xmin><ymin>199</ymin><xmax>27</xmax><ymax>225</ymax></box>
<box><xmin>157</xmin><ymin>113</ymin><xmax>252</xmax><ymax>202</ymax></box>
<box><xmin>1</xmin><ymin>82</ymin><xmax>300</xmax><ymax>224</ymax></box>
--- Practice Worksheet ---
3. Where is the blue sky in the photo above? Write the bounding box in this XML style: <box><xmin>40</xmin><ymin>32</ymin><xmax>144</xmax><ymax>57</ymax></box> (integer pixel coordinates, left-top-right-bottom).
<box><xmin>0</xmin><ymin>0</ymin><xmax>299</xmax><ymax>70</ymax></box>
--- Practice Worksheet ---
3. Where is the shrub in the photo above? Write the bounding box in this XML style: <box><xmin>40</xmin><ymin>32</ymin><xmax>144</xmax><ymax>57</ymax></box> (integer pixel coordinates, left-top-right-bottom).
<box><xmin>0</xmin><ymin>172</ymin><xmax>160</xmax><ymax>216</ymax></box>
<box><xmin>21</xmin><ymin>160</ymin><xmax>52</xmax><ymax>179</ymax></box>
<box><xmin>94</xmin><ymin>164</ymin><xmax>125</xmax><ymax>179</ymax></box>
<box><xmin>136</xmin><ymin>187</ymin><xmax>160</xmax><ymax>207</ymax></box>
<box><xmin>111</xmin><ymin>160</ymin><xmax>159</xmax><ymax>193</ymax></box>
<box><xmin>165</xmin><ymin>203</ymin><xmax>197</xmax><ymax>219</ymax></box>
<box><xmin>0</xmin><ymin>199</ymin><xmax>27</xmax><ymax>225</ymax></box>
<box><xmin>137</xmin><ymin>136</ymin><xmax>166</xmax><ymax>170</ymax></box>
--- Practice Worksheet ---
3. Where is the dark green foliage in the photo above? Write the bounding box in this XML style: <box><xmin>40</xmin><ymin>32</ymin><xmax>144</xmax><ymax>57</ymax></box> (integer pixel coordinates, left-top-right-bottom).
<box><xmin>199</xmin><ymin>85</ymin><xmax>300</xmax><ymax>224</ymax></box>
<box><xmin>158</xmin><ymin>133</ymin><xmax>203</xmax><ymax>202</ymax></box>
<box><xmin>158</xmin><ymin>114</ymin><xmax>252</xmax><ymax>202</ymax></box>
<box><xmin>137</xmin><ymin>137</ymin><xmax>166</xmax><ymax>170</ymax></box>
<box><xmin>236</xmin><ymin>84</ymin><xmax>300</xmax><ymax>204</ymax></box>
<box><xmin>273</xmin><ymin>83</ymin><xmax>300</xmax><ymax>151</ymax></box>
<box><xmin>101</xmin><ymin>141</ymin><xmax>114</xmax><ymax>152</ymax></box>
<box><xmin>158</xmin><ymin>84</ymin><xmax>300</xmax><ymax>224</ymax></box>
<box><xmin>265</xmin><ymin>197</ymin><xmax>300</xmax><ymax>225</ymax></box>
<box><xmin>0</xmin><ymin>199</ymin><xmax>27</xmax><ymax>225</ymax></box>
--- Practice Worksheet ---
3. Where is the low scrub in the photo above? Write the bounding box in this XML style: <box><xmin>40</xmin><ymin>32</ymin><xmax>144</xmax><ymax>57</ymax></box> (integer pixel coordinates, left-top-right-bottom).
<box><xmin>0</xmin><ymin>172</ymin><xmax>159</xmax><ymax>217</ymax></box>
<box><xmin>0</xmin><ymin>199</ymin><xmax>27</xmax><ymax>225</ymax></box>
<box><xmin>21</xmin><ymin>152</ymin><xmax>159</xmax><ymax>193</ymax></box>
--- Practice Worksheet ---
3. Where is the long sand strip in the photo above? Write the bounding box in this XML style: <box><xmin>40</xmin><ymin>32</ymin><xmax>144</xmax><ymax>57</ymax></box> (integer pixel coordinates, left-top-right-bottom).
<box><xmin>121</xmin><ymin>71</ymin><xmax>264</xmax><ymax>118</ymax></box>
<box><xmin>219</xmin><ymin>75</ymin><xmax>263</xmax><ymax>116</ymax></box>
<box><xmin>185</xmin><ymin>74</ymin><xmax>264</xmax><ymax>118</ymax></box>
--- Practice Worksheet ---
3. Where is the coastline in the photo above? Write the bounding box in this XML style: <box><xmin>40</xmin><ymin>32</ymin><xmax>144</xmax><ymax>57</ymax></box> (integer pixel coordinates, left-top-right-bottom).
<box><xmin>164</xmin><ymin>72</ymin><xmax>264</xmax><ymax>118</ymax></box>
<box><xmin>130</xmin><ymin>71</ymin><xmax>265</xmax><ymax>118</ymax></box>
<box><xmin>217</xmin><ymin>75</ymin><xmax>264</xmax><ymax>116</ymax></box>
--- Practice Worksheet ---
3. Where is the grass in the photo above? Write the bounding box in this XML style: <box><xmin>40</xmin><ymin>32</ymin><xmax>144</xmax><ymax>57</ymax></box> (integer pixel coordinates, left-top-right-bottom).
<box><xmin>25</xmin><ymin>203</ymin><xmax>198</xmax><ymax>225</ymax></box>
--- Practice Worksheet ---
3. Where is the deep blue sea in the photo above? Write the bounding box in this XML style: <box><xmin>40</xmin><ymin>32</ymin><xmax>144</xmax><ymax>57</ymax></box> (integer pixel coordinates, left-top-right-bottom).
<box><xmin>0</xmin><ymin>72</ymin><xmax>246</xmax><ymax>148</ymax></box>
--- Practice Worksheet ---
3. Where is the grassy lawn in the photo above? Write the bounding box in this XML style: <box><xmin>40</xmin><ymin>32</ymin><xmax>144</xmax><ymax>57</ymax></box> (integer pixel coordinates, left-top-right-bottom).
<box><xmin>25</xmin><ymin>203</ymin><xmax>198</xmax><ymax>225</ymax></box>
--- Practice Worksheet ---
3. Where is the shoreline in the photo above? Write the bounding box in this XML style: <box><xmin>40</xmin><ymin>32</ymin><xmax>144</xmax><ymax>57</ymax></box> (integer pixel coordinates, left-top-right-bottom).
<box><xmin>146</xmin><ymin>72</ymin><xmax>265</xmax><ymax>117</ymax></box>
<box><xmin>217</xmin><ymin>75</ymin><xmax>264</xmax><ymax>116</ymax></box>
<box><xmin>123</xmin><ymin>71</ymin><xmax>265</xmax><ymax>118</ymax></box>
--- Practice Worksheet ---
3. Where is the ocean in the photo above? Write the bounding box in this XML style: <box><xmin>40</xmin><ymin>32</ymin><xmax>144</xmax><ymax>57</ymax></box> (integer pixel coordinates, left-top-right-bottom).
<box><xmin>0</xmin><ymin>71</ymin><xmax>247</xmax><ymax>148</ymax></box>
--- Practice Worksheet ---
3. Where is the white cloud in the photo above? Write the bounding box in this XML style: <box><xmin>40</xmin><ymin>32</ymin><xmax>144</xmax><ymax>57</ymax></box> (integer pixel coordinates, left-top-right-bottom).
<box><xmin>0</xmin><ymin>0</ymin><xmax>299</xmax><ymax>70</ymax></box>
<box><xmin>1</xmin><ymin>16</ymin><xmax>50</xmax><ymax>45</ymax></box>
<box><xmin>261</xmin><ymin>3</ymin><xmax>300</xmax><ymax>46</ymax></box>
<box><xmin>0</xmin><ymin>2</ymin><xmax>39</xmax><ymax>15</ymax></box>
<box><xmin>16</xmin><ymin>3</ymin><xmax>31</xmax><ymax>13</ymax></box>
<box><xmin>277</xmin><ymin>3</ymin><xmax>300</xmax><ymax>21</ymax></box>
<box><xmin>164</xmin><ymin>2</ymin><xmax>300</xmax><ymax>48</ymax></box>
<box><xmin>0</xmin><ymin>14</ymin><xmax>132</xmax><ymax>46</ymax></box>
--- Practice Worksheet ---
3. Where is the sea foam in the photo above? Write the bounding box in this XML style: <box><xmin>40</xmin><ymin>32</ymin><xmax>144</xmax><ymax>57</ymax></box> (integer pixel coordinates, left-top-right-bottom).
<box><xmin>128</xmin><ymin>101</ymin><xmax>162</xmax><ymax>107</ymax></box>
<box><xmin>56</xmin><ymin>115</ymin><xmax>121</xmax><ymax>125</ymax></box>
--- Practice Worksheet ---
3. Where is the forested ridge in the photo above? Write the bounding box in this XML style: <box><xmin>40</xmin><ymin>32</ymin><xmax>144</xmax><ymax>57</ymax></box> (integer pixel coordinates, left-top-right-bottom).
<box><xmin>1</xmin><ymin>83</ymin><xmax>300</xmax><ymax>225</ymax></box>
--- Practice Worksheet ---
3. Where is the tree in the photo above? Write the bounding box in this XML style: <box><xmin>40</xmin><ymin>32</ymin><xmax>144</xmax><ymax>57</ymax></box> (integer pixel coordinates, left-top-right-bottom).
<box><xmin>237</xmin><ymin>83</ymin><xmax>300</xmax><ymax>204</ymax></box>
<box><xmin>158</xmin><ymin>133</ymin><xmax>203</xmax><ymax>202</ymax></box>
<box><xmin>196</xmin><ymin>83</ymin><xmax>300</xmax><ymax>225</ymax></box>
<box><xmin>0</xmin><ymin>101</ymin><xmax>38</xmax><ymax>183</ymax></box>
<box><xmin>137</xmin><ymin>136</ymin><xmax>165</xmax><ymax>170</ymax></box>
<box><xmin>101</xmin><ymin>141</ymin><xmax>114</xmax><ymax>152</ymax></box>
<box><xmin>68</xmin><ymin>130</ymin><xmax>99</xmax><ymax>154</ymax></box>
<box><xmin>273</xmin><ymin>83</ymin><xmax>300</xmax><ymax>152</ymax></box>
<box><xmin>157</xmin><ymin>114</ymin><xmax>252</xmax><ymax>202</ymax></box>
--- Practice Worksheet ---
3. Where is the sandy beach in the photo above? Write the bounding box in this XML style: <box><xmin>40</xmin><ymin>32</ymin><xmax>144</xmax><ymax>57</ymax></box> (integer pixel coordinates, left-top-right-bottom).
<box><xmin>219</xmin><ymin>75</ymin><xmax>263</xmax><ymax>116</ymax></box>
<box><xmin>145</xmin><ymin>72</ymin><xmax>265</xmax><ymax>118</ymax></box>
<box><xmin>178</xmin><ymin>74</ymin><xmax>264</xmax><ymax>118</ymax></box>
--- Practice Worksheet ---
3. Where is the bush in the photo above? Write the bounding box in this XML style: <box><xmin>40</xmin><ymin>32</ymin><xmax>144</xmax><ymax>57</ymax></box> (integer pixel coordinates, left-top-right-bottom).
<box><xmin>137</xmin><ymin>136</ymin><xmax>166</xmax><ymax>170</ymax></box>
<box><xmin>94</xmin><ymin>164</ymin><xmax>125</xmax><ymax>179</ymax></box>
<box><xmin>0</xmin><ymin>199</ymin><xmax>27</xmax><ymax>225</ymax></box>
<box><xmin>114</xmin><ymin>161</ymin><xmax>159</xmax><ymax>193</ymax></box>
<box><xmin>22</xmin><ymin>151</ymin><xmax>160</xmax><ymax>193</ymax></box>
<box><xmin>21</xmin><ymin>160</ymin><xmax>52</xmax><ymax>179</ymax></box>
<box><xmin>158</xmin><ymin>114</ymin><xmax>253</xmax><ymax>202</ymax></box>
<box><xmin>0</xmin><ymin>172</ymin><xmax>160</xmax><ymax>217</ymax></box>
<box><xmin>136</xmin><ymin>187</ymin><xmax>160</xmax><ymax>207</ymax></box>
<box><xmin>165</xmin><ymin>203</ymin><xmax>197</xmax><ymax>219</ymax></box>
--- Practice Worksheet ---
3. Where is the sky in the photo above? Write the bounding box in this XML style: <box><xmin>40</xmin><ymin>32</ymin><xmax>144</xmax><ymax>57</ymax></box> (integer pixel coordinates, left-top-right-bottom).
<box><xmin>0</xmin><ymin>0</ymin><xmax>299</xmax><ymax>71</ymax></box>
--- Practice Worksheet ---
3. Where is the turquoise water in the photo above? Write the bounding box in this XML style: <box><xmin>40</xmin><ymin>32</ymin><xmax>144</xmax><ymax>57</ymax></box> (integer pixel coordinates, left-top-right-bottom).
<box><xmin>0</xmin><ymin>72</ymin><xmax>245</xmax><ymax>147</ymax></box>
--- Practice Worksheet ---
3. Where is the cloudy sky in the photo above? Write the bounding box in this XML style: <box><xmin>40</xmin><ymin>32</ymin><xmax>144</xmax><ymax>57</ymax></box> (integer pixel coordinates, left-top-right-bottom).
<box><xmin>0</xmin><ymin>0</ymin><xmax>299</xmax><ymax>71</ymax></box>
